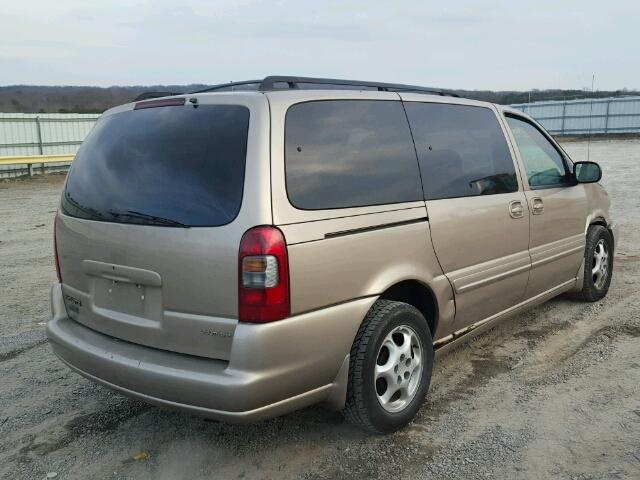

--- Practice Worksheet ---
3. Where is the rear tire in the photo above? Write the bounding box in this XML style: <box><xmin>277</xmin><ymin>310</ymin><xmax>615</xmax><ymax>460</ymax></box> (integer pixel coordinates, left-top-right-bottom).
<box><xmin>575</xmin><ymin>225</ymin><xmax>614</xmax><ymax>302</ymax></box>
<box><xmin>342</xmin><ymin>300</ymin><xmax>433</xmax><ymax>433</ymax></box>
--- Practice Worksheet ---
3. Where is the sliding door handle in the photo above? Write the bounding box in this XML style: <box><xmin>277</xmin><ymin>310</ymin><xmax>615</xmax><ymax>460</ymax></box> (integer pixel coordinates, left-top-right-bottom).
<box><xmin>509</xmin><ymin>200</ymin><xmax>525</xmax><ymax>219</ymax></box>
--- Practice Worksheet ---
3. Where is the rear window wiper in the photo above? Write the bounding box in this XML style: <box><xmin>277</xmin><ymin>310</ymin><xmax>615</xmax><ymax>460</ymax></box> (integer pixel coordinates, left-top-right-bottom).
<box><xmin>107</xmin><ymin>210</ymin><xmax>190</xmax><ymax>228</ymax></box>
<box><xmin>63</xmin><ymin>193</ymin><xmax>112</xmax><ymax>222</ymax></box>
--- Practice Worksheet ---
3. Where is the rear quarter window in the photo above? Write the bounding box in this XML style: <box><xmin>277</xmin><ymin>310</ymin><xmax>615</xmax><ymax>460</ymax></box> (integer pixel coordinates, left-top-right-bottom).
<box><xmin>61</xmin><ymin>104</ymin><xmax>249</xmax><ymax>227</ymax></box>
<box><xmin>284</xmin><ymin>100</ymin><xmax>423</xmax><ymax>210</ymax></box>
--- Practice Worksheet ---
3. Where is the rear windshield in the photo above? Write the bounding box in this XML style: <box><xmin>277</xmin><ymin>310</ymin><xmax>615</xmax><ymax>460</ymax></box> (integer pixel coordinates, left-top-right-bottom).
<box><xmin>61</xmin><ymin>104</ymin><xmax>250</xmax><ymax>227</ymax></box>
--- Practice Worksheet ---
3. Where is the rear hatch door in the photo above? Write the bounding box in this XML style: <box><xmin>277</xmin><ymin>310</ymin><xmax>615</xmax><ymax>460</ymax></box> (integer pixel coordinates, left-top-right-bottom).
<box><xmin>56</xmin><ymin>95</ymin><xmax>270</xmax><ymax>360</ymax></box>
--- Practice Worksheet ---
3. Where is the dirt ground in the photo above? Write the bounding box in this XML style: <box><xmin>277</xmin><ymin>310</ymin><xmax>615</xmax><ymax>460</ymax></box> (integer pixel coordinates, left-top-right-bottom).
<box><xmin>1</xmin><ymin>139</ymin><xmax>639</xmax><ymax>480</ymax></box>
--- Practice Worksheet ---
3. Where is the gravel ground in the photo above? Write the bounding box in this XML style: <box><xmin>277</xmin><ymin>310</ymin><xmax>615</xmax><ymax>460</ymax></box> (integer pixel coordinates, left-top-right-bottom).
<box><xmin>1</xmin><ymin>139</ymin><xmax>639</xmax><ymax>480</ymax></box>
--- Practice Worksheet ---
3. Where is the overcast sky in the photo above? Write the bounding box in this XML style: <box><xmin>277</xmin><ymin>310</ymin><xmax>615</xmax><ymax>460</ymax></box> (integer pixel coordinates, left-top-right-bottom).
<box><xmin>1</xmin><ymin>0</ymin><xmax>638</xmax><ymax>91</ymax></box>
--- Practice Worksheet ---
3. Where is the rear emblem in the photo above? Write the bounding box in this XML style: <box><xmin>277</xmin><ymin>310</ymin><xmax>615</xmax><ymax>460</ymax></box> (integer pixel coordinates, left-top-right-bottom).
<box><xmin>64</xmin><ymin>294</ymin><xmax>82</xmax><ymax>314</ymax></box>
<box><xmin>200</xmin><ymin>329</ymin><xmax>232</xmax><ymax>338</ymax></box>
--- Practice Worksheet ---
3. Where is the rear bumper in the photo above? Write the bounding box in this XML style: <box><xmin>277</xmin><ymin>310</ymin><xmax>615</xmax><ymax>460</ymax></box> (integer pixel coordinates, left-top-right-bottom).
<box><xmin>47</xmin><ymin>283</ymin><xmax>375</xmax><ymax>422</ymax></box>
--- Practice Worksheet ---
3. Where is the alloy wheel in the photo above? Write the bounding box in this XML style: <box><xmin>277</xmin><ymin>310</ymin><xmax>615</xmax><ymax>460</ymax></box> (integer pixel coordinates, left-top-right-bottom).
<box><xmin>374</xmin><ymin>325</ymin><xmax>423</xmax><ymax>413</ymax></box>
<box><xmin>592</xmin><ymin>239</ymin><xmax>609</xmax><ymax>290</ymax></box>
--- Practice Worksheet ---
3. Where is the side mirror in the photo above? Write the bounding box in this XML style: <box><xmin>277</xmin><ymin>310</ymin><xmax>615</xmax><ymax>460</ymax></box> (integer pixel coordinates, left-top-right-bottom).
<box><xmin>573</xmin><ymin>161</ymin><xmax>602</xmax><ymax>183</ymax></box>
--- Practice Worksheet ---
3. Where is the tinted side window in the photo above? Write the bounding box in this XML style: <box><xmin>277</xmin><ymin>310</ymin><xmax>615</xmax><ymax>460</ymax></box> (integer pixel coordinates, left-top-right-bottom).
<box><xmin>505</xmin><ymin>115</ymin><xmax>570</xmax><ymax>188</ymax></box>
<box><xmin>404</xmin><ymin>103</ymin><xmax>518</xmax><ymax>200</ymax></box>
<box><xmin>285</xmin><ymin>100</ymin><xmax>423</xmax><ymax>210</ymax></box>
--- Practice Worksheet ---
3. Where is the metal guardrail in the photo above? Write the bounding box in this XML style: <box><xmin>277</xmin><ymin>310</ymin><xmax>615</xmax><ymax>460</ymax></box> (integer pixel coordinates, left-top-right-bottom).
<box><xmin>0</xmin><ymin>154</ymin><xmax>74</xmax><ymax>165</ymax></box>
<box><xmin>0</xmin><ymin>154</ymin><xmax>74</xmax><ymax>176</ymax></box>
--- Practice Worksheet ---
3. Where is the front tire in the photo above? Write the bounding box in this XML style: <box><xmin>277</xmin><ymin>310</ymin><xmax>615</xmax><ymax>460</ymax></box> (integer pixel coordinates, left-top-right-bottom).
<box><xmin>576</xmin><ymin>225</ymin><xmax>614</xmax><ymax>302</ymax></box>
<box><xmin>342</xmin><ymin>300</ymin><xmax>433</xmax><ymax>433</ymax></box>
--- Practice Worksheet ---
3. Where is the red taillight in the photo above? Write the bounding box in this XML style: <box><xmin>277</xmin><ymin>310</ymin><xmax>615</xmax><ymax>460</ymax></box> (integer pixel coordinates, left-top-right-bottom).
<box><xmin>54</xmin><ymin>215</ymin><xmax>62</xmax><ymax>282</ymax></box>
<box><xmin>238</xmin><ymin>226</ymin><xmax>290</xmax><ymax>323</ymax></box>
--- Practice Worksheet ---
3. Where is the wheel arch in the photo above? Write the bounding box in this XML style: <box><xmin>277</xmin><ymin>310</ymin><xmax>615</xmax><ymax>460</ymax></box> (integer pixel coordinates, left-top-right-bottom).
<box><xmin>588</xmin><ymin>216</ymin><xmax>616</xmax><ymax>250</ymax></box>
<box><xmin>589</xmin><ymin>216</ymin><xmax>607</xmax><ymax>227</ymax></box>
<box><xmin>378</xmin><ymin>280</ymin><xmax>438</xmax><ymax>338</ymax></box>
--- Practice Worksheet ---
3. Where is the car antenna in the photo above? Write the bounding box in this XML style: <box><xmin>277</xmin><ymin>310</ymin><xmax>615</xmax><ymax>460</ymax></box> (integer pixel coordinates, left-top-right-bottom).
<box><xmin>587</xmin><ymin>74</ymin><xmax>595</xmax><ymax>162</ymax></box>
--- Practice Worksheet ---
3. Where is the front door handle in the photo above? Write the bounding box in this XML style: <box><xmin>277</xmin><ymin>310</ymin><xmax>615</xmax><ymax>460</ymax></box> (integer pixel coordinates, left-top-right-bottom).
<box><xmin>509</xmin><ymin>200</ymin><xmax>525</xmax><ymax>219</ymax></box>
<box><xmin>531</xmin><ymin>197</ymin><xmax>544</xmax><ymax>215</ymax></box>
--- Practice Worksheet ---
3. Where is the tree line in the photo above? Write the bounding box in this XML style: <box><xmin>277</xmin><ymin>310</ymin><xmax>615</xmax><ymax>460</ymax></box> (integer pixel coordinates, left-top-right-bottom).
<box><xmin>0</xmin><ymin>85</ymin><xmax>636</xmax><ymax>113</ymax></box>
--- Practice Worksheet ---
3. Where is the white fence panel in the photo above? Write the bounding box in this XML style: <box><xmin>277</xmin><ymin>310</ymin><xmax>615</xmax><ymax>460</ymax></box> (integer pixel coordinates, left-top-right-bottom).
<box><xmin>511</xmin><ymin>96</ymin><xmax>640</xmax><ymax>135</ymax></box>
<box><xmin>0</xmin><ymin>113</ymin><xmax>99</xmax><ymax>177</ymax></box>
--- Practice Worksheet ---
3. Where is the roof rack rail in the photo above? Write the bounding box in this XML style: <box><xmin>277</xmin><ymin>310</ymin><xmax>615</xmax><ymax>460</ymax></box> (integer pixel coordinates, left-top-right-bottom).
<box><xmin>133</xmin><ymin>91</ymin><xmax>183</xmax><ymax>102</ymax></box>
<box><xmin>192</xmin><ymin>76</ymin><xmax>460</xmax><ymax>97</ymax></box>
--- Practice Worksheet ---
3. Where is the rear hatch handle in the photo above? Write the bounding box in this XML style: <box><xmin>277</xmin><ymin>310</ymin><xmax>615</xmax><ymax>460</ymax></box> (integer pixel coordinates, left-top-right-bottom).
<box><xmin>82</xmin><ymin>260</ymin><xmax>162</xmax><ymax>287</ymax></box>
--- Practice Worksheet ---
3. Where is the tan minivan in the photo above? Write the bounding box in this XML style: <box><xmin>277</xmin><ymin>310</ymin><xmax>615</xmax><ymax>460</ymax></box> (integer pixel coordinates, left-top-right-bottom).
<box><xmin>47</xmin><ymin>76</ymin><xmax>618</xmax><ymax>433</ymax></box>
